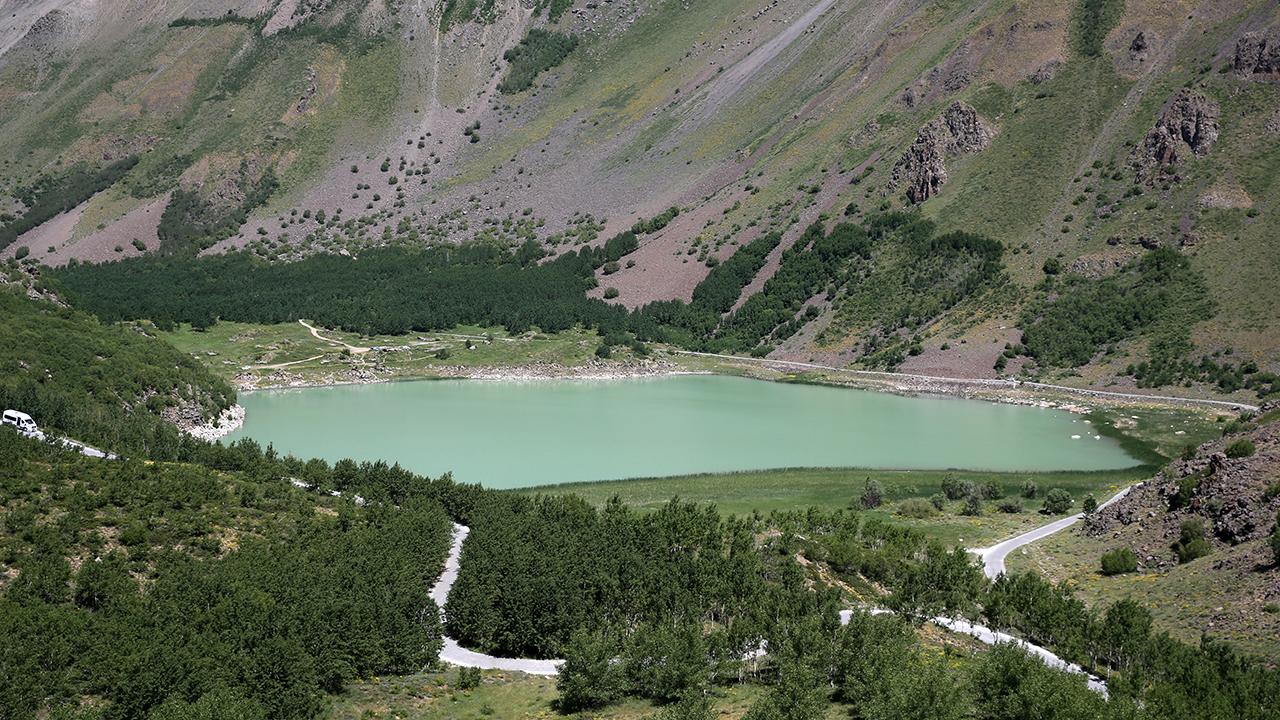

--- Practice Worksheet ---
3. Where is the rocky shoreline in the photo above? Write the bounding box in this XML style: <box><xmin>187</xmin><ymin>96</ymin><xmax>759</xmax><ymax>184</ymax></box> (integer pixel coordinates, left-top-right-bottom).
<box><xmin>230</xmin><ymin>357</ymin><xmax>695</xmax><ymax>392</ymax></box>
<box><xmin>180</xmin><ymin>404</ymin><xmax>246</xmax><ymax>442</ymax></box>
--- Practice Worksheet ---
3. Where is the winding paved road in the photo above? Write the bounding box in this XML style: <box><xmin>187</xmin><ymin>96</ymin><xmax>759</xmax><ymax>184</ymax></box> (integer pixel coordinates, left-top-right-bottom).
<box><xmin>970</xmin><ymin>484</ymin><xmax>1136</xmax><ymax>580</ymax></box>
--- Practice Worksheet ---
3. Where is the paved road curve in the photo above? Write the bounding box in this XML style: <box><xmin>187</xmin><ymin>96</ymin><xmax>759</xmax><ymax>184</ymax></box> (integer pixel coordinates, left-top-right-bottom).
<box><xmin>970</xmin><ymin>485</ymin><xmax>1136</xmax><ymax>579</ymax></box>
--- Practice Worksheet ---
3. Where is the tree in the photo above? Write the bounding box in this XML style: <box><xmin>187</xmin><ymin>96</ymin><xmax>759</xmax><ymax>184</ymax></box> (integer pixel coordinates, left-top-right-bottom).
<box><xmin>1041</xmin><ymin>488</ymin><xmax>1072</xmax><ymax>515</ymax></box>
<box><xmin>833</xmin><ymin>612</ymin><xmax>914</xmax><ymax>703</ymax></box>
<box><xmin>941</xmin><ymin>473</ymin><xmax>972</xmax><ymax>501</ymax></box>
<box><xmin>888</xmin><ymin>542</ymin><xmax>984</xmax><ymax>620</ymax></box>
<box><xmin>742</xmin><ymin>662</ymin><xmax>826</xmax><ymax>720</ymax></box>
<box><xmin>1094</xmin><ymin>598</ymin><xmax>1152</xmax><ymax>671</ymax></box>
<box><xmin>971</xmin><ymin>644</ymin><xmax>1106</xmax><ymax>720</ymax></box>
<box><xmin>556</xmin><ymin>630</ymin><xmax>623</xmax><ymax>712</ymax></box>
<box><xmin>860</xmin><ymin>478</ymin><xmax>885</xmax><ymax>509</ymax></box>
<box><xmin>1082</xmin><ymin>495</ymin><xmax>1098</xmax><ymax>514</ymax></box>
<box><xmin>657</xmin><ymin>692</ymin><xmax>715</xmax><ymax>720</ymax></box>
<box><xmin>862</xmin><ymin>652</ymin><xmax>969</xmax><ymax>720</ymax></box>
<box><xmin>962</xmin><ymin>492</ymin><xmax>983</xmax><ymax>516</ymax></box>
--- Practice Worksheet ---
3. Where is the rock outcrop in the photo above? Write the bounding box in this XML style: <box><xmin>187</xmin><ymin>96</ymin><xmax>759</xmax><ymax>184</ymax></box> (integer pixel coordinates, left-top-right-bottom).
<box><xmin>1087</xmin><ymin>406</ymin><xmax>1280</xmax><ymax>566</ymax></box>
<box><xmin>1132</xmin><ymin>89</ymin><xmax>1220</xmax><ymax>183</ymax></box>
<box><xmin>1129</xmin><ymin>31</ymin><xmax>1150</xmax><ymax>62</ymax></box>
<box><xmin>890</xmin><ymin>102</ymin><xmax>995</xmax><ymax>203</ymax></box>
<box><xmin>1233</xmin><ymin>31</ymin><xmax>1280</xmax><ymax>78</ymax></box>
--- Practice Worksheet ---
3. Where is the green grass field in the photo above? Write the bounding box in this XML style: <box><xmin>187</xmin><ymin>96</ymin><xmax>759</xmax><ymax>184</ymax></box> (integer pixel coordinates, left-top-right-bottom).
<box><xmin>524</xmin><ymin>465</ymin><xmax>1154</xmax><ymax>547</ymax></box>
<box><xmin>162</xmin><ymin>321</ymin><xmax>603</xmax><ymax>385</ymax></box>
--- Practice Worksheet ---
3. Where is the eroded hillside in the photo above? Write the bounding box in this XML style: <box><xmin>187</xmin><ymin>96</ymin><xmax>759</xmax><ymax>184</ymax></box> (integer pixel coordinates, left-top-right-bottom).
<box><xmin>1</xmin><ymin>0</ymin><xmax>1278</xmax><ymax>400</ymax></box>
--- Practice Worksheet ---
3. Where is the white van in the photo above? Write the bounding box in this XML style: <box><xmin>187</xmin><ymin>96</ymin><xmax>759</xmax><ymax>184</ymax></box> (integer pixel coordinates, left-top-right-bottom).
<box><xmin>2</xmin><ymin>410</ymin><xmax>44</xmax><ymax>440</ymax></box>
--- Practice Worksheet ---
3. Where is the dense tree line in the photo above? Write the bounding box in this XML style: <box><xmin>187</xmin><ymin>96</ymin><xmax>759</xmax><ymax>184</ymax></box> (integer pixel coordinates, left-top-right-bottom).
<box><xmin>0</xmin><ymin>157</ymin><xmax>138</xmax><ymax>251</ymax></box>
<box><xmin>498</xmin><ymin>29</ymin><xmax>578</xmax><ymax>94</ymax></box>
<box><xmin>0</xmin><ymin>431</ymin><xmax>454</xmax><ymax>720</ymax></box>
<box><xmin>0</xmin><ymin>290</ymin><xmax>234</xmax><ymax>457</ymax></box>
<box><xmin>54</xmin><ymin>244</ymin><xmax>629</xmax><ymax>336</ymax></box>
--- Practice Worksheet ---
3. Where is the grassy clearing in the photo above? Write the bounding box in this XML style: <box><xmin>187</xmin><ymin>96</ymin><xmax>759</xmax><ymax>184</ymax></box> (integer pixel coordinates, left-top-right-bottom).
<box><xmin>162</xmin><ymin>321</ymin><xmax>603</xmax><ymax>384</ymax></box>
<box><xmin>321</xmin><ymin>667</ymin><xmax>770</xmax><ymax>720</ymax></box>
<box><xmin>524</xmin><ymin>465</ymin><xmax>1153</xmax><ymax>546</ymax></box>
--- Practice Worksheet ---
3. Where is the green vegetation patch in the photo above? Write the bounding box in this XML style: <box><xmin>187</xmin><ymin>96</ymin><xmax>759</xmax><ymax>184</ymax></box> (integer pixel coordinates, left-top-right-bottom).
<box><xmin>1070</xmin><ymin>0</ymin><xmax>1125</xmax><ymax>58</ymax></box>
<box><xmin>0</xmin><ymin>290</ymin><xmax>233</xmax><ymax>455</ymax></box>
<box><xmin>0</xmin><ymin>156</ymin><xmax>138</xmax><ymax>251</ymax></box>
<box><xmin>498</xmin><ymin>29</ymin><xmax>579</xmax><ymax>95</ymax></box>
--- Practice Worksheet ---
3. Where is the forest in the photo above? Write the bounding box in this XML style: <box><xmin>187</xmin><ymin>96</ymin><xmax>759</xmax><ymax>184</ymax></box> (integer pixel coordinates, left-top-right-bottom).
<box><xmin>0</xmin><ymin>289</ymin><xmax>235</xmax><ymax>457</ymax></box>
<box><xmin>0</xmin><ymin>431</ymin><xmax>454</xmax><ymax>720</ymax></box>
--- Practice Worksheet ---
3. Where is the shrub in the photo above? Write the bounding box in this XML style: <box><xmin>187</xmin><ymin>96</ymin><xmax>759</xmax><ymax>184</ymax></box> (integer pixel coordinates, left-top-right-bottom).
<box><xmin>896</xmin><ymin>498</ymin><xmax>936</xmax><ymax>519</ymax></box>
<box><xmin>1173</xmin><ymin>520</ymin><xmax>1211</xmax><ymax>563</ymax></box>
<box><xmin>860</xmin><ymin>479</ymin><xmax>885</xmax><ymax>510</ymax></box>
<box><xmin>603</xmin><ymin>287</ymin><xmax>619</xmax><ymax>299</ymax></box>
<box><xmin>1225</xmin><ymin>439</ymin><xmax>1255</xmax><ymax>459</ymax></box>
<box><xmin>1041</xmin><ymin>488</ymin><xmax>1072</xmax><ymax>515</ymax></box>
<box><xmin>1100</xmin><ymin>547</ymin><xmax>1138</xmax><ymax>575</ymax></box>
<box><xmin>1082</xmin><ymin>495</ymin><xmax>1098</xmax><ymax>514</ymax></box>
<box><xmin>962</xmin><ymin>493</ymin><xmax>983</xmax><ymax>516</ymax></box>
<box><xmin>14</xmin><ymin>246</ymin><xmax>29</xmax><ymax>260</ymax></box>
<box><xmin>434</xmin><ymin>348</ymin><xmax>451</xmax><ymax>360</ymax></box>
<box><xmin>602</xmin><ymin>261</ymin><xmax>620</xmax><ymax>275</ymax></box>
<box><xmin>457</xmin><ymin>667</ymin><xmax>482</xmax><ymax>690</ymax></box>
<box><xmin>1170</xmin><ymin>475</ymin><xmax>1200</xmax><ymax>510</ymax></box>
<box><xmin>941</xmin><ymin>473</ymin><xmax>971</xmax><ymax>501</ymax></box>
<box><xmin>981</xmin><ymin>481</ymin><xmax>1004</xmax><ymax>500</ymax></box>
<box><xmin>929</xmin><ymin>494</ymin><xmax>946</xmax><ymax>511</ymax></box>
<box><xmin>1042</xmin><ymin>257</ymin><xmax>1062</xmax><ymax>275</ymax></box>
<box><xmin>997</xmin><ymin>499</ymin><xmax>1023</xmax><ymax>514</ymax></box>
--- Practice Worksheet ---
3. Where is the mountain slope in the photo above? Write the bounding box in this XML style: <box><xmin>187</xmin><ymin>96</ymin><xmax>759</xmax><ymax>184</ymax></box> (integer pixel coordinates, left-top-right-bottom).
<box><xmin>1</xmin><ymin>0</ymin><xmax>1278</xmax><ymax>400</ymax></box>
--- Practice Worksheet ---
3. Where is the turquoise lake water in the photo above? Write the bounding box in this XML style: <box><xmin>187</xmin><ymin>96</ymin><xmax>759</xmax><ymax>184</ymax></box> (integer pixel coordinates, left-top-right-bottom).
<box><xmin>223</xmin><ymin>374</ymin><xmax>1139</xmax><ymax>488</ymax></box>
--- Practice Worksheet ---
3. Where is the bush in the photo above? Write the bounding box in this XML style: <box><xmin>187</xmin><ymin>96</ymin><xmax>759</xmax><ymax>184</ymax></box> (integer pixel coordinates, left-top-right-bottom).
<box><xmin>1042</xmin><ymin>257</ymin><xmax>1062</xmax><ymax>275</ymax></box>
<box><xmin>603</xmin><ymin>287</ymin><xmax>619</xmax><ymax>299</ymax></box>
<box><xmin>929</xmin><ymin>494</ymin><xmax>946</xmax><ymax>511</ymax></box>
<box><xmin>997</xmin><ymin>499</ymin><xmax>1023</xmax><ymax>514</ymax></box>
<box><xmin>962</xmin><ymin>493</ymin><xmax>983</xmax><ymax>516</ymax></box>
<box><xmin>860</xmin><ymin>479</ymin><xmax>885</xmax><ymax>509</ymax></box>
<box><xmin>1173</xmin><ymin>520</ymin><xmax>1211</xmax><ymax>563</ymax></box>
<box><xmin>1082</xmin><ymin>495</ymin><xmax>1098</xmax><ymax>514</ymax></box>
<box><xmin>941</xmin><ymin>473</ymin><xmax>972</xmax><ymax>501</ymax></box>
<box><xmin>1020</xmin><ymin>480</ymin><xmax>1038</xmax><ymax>499</ymax></box>
<box><xmin>896</xmin><ymin>498</ymin><xmax>936</xmax><ymax>519</ymax></box>
<box><xmin>1225</xmin><ymin>439</ymin><xmax>1256</xmax><ymax>459</ymax></box>
<box><xmin>981</xmin><ymin>481</ymin><xmax>1004</xmax><ymax>500</ymax></box>
<box><xmin>1100</xmin><ymin>547</ymin><xmax>1138</xmax><ymax>575</ymax></box>
<box><xmin>457</xmin><ymin>667</ymin><xmax>482</xmax><ymax>690</ymax></box>
<box><xmin>1041</xmin><ymin>489</ymin><xmax>1073</xmax><ymax>515</ymax></box>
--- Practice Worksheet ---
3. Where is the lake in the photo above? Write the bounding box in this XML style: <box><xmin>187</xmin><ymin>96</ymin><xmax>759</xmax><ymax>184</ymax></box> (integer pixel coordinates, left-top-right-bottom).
<box><xmin>223</xmin><ymin>375</ymin><xmax>1139</xmax><ymax>488</ymax></box>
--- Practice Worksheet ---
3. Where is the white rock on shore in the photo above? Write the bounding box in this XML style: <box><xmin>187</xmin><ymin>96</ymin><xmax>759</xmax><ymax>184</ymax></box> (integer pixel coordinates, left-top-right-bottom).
<box><xmin>182</xmin><ymin>404</ymin><xmax>246</xmax><ymax>442</ymax></box>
